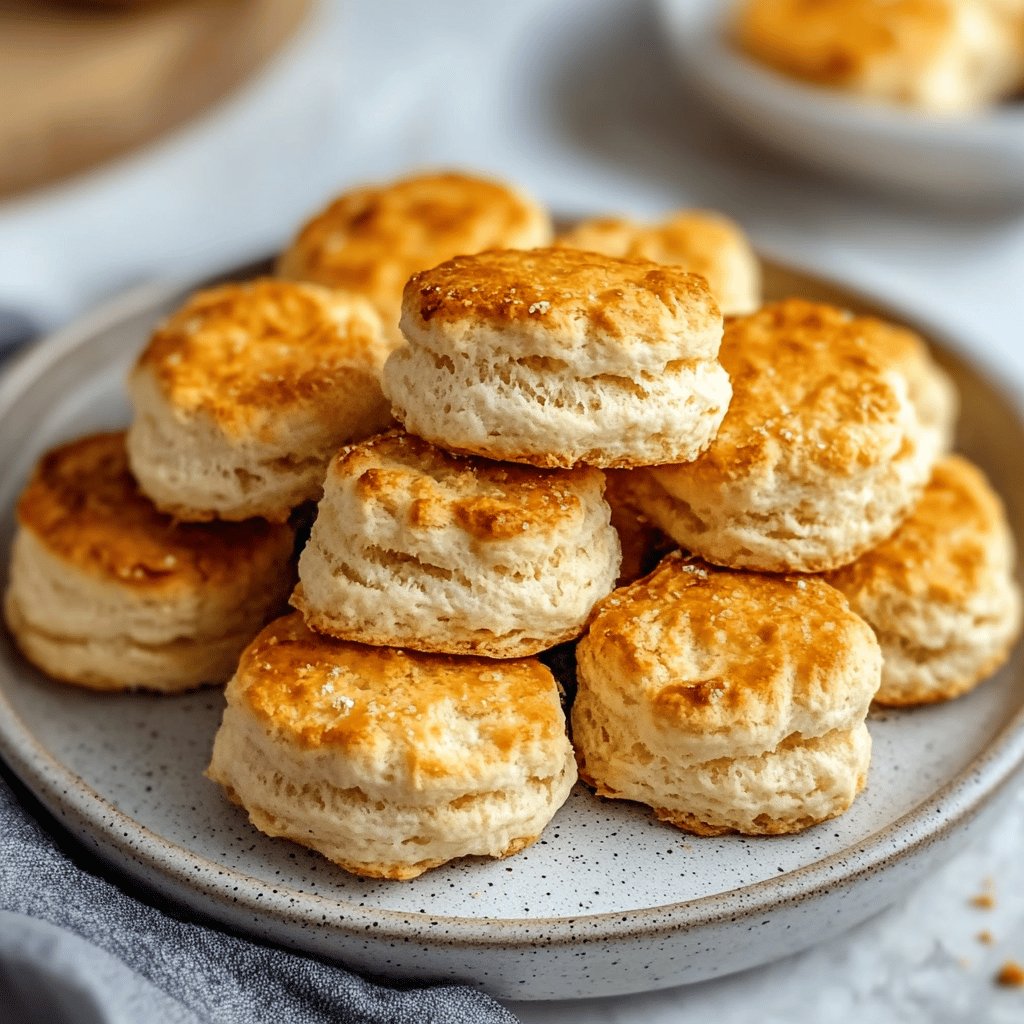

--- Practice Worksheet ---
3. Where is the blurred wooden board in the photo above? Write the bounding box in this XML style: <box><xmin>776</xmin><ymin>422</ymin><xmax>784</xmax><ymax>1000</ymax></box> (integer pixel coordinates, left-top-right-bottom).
<box><xmin>0</xmin><ymin>0</ymin><xmax>309</xmax><ymax>198</ymax></box>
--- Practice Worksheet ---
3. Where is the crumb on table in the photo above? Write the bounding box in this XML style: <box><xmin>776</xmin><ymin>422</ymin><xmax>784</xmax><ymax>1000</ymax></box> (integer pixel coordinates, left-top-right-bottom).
<box><xmin>978</xmin><ymin>930</ymin><xmax>995</xmax><ymax>946</ymax></box>
<box><xmin>995</xmin><ymin>961</ymin><xmax>1024</xmax><ymax>988</ymax></box>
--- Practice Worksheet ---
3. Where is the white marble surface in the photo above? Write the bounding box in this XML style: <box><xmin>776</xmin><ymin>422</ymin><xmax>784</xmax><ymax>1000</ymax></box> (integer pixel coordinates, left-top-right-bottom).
<box><xmin>2</xmin><ymin>0</ymin><xmax>1023</xmax><ymax>1019</ymax></box>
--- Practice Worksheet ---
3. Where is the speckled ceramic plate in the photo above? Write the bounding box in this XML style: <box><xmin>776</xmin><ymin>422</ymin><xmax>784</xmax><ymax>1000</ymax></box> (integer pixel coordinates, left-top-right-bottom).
<box><xmin>1</xmin><ymin>257</ymin><xmax>1022</xmax><ymax>1001</ymax></box>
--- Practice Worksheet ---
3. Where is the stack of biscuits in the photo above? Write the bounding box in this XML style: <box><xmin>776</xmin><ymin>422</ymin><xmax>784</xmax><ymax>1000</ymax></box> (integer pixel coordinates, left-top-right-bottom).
<box><xmin>4</xmin><ymin>170</ymin><xmax>1020</xmax><ymax>882</ymax></box>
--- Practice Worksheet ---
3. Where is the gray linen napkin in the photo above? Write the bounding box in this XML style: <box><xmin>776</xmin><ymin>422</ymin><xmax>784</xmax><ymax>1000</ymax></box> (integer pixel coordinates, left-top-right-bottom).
<box><xmin>0</xmin><ymin>772</ymin><xmax>518</xmax><ymax>1024</ymax></box>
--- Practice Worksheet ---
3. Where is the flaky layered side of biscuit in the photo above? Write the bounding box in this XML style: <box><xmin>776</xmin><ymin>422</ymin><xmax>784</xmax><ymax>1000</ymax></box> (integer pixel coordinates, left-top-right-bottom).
<box><xmin>206</xmin><ymin>614</ymin><xmax>576</xmax><ymax>879</ymax></box>
<box><xmin>4</xmin><ymin>433</ymin><xmax>295</xmax><ymax>691</ymax></box>
<box><xmin>292</xmin><ymin>430</ymin><xmax>621</xmax><ymax>657</ymax></box>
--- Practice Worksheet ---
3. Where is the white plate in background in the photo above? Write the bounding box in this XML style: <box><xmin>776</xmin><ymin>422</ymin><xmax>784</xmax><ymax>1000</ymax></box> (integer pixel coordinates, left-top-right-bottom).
<box><xmin>656</xmin><ymin>0</ymin><xmax>1024</xmax><ymax>205</ymax></box>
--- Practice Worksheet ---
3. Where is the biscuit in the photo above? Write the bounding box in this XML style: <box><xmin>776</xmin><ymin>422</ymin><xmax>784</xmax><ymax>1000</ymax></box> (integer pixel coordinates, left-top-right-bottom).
<box><xmin>206</xmin><ymin>613</ymin><xmax>577</xmax><ymax>880</ymax></box>
<box><xmin>556</xmin><ymin>211</ymin><xmax>761</xmax><ymax>316</ymax></box>
<box><xmin>629</xmin><ymin>299</ymin><xmax>936</xmax><ymax>572</ymax></box>
<box><xmin>825</xmin><ymin>455</ymin><xmax>1022</xmax><ymax>705</ymax></box>
<box><xmin>3</xmin><ymin>433</ymin><xmax>295</xmax><ymax>692</ymax></box>
<box><xmin>383</xmin><ymin>247</ymin><xmax>732</xmax><ymax>469</ymax></box>
<box><xmin>126</xmin><ymin>279</ymin><xmax>393</xmax><ymax>522</ymax></box>
<box><xmin>734</xmin><ymin>0</ymin><xmax>1024</xmax><ymax>113</ymax></box>
<box><xmin>572</xmin><ymin>553</ymin><xmax>880</xmax><ymax>835</ymax></box>
<box><xmin>292</xmin><ymin>430</ymin><xmax>620</xmax><ymax>657</ymax></box>
<box><xmin>277</xmin><ymin>171</ymin><xmax>553</xmax><ymax>343</ymax></box>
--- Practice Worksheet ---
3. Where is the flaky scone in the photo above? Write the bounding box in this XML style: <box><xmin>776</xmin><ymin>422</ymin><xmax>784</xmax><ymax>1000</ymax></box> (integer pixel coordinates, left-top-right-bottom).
<box><xmin>292</xmin><ymin>430</ymin><xmax>620</xmax><ymax>657</ymax></box>
<box><xmin>277</xmin><ymin>171</ymin><xmax>553</xmax><ymax>343</ymax></box>
<box><xmin>206</xmin><ymin>613</ymin><xmax>577</xmax><ymax>880</ymax></box>
<box><xmin>573</xmin><ymin>553</ymin><xmax>881</xmax><ymax>835</ymax></box>
<box><xmin>734</xmin><ymin>0</ymin><xmax>1024</xmax><ymax>113</ymax></box>
<box><xmin>3</xmin><ymin>433</ymin><xmax>295</xmax><ymax>692</ymax></box>
<box><xmin>825</xmin><ymin>455</ymin><xmax>1022</xmax><ymax>705</ymax></box>
<box><xmin>556</xmin><ymin>211</ymin><xmax>761</xmax><ymax>316</ymax></box>
<box><xmin>628</xmin><ymin>299</ymin><xmax>937</xmax><ymax>572</ymax></box>
<box><xmin>126</xmin><ymin>279</ymin><xmax>393</xmax><ymax>522</ymax></box>
<box><xmin>383</xmin><ymin>247</ymin><xmax>732</xmax><ymax>469</ymax></box>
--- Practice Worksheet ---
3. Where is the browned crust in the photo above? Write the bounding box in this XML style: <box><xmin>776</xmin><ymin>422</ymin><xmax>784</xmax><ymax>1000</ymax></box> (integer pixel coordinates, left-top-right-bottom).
<box><xmin>15</xmin><ymin>432</ymin><xmax>294</xmax><ymax>590</ymax></box>
<box><xmin>329</xmin><ymin>429</ymin><xmax>599</xmax><ymax>541</ymax></box>
<box><xmin>134</xmin><ymin>278</ymin><xmax>387</xmax><ymax>432</ymax></box>
<box><xmin>403</xmin><ymin>247</ymin><xmax>718</xmax><ymax>343</ymax></box>
<box><xmin>277</xmin><ymin>171</ymin><xmax>552</xmax><ymax>332</ymax></box>
<box><xmin>580</xmin><ymin>552</ymin><xmax>873</xmax><ymax>734</ymax></box>
<box><xmin>231</xmin><ymin>613</ymin><xmax>564</xmax><ymax>771</ymax></box>
<box><xmin>657</xmin><ymin>299</ymin><xmax>915</xmax><ymax>487</ymax></box>
<box><xmin>825</xmin><ymin>456</ymin><xmax>1014</xmax><ymax>608</ymax></box>
<box><xmin>734</xmin><ymin>0</ymin><xmax>955</xmax><ymax>90</ymax></box>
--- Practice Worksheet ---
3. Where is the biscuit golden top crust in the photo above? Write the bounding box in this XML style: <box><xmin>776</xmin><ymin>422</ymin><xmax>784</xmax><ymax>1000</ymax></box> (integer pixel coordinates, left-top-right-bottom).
<box><xmin>331</xmin><ymin>430</ymin><xmax>603</xmax><ymax>541</ymax></box>
<box><xmin>582</xmin><ymin>552</ymin><xmax>874</xmax><ymax>735</ymax></box>
<box><xmin>656</xmin><ymin>299</ymin><xmax>914</xmax><ymax>484</ymax></box>
<box><xmin>16</xmin><ymin>432</ymin><xmax>291</xmax><ymax>590</ymax></box>
<box><xmin>735</xmin><ymin>0</ymin><xmax>955</xmax><ymax>89</ymax></box>
<box><xmin>134</xmin><ymin>279</ymin><xmax>387</xmax><ymax>432</ymax></box>
<box><xmin>278</xmin><ymin>171</ymin><xmax>552</xmax><ymax>317</ymax></box>
<box><xmin>556</xmin><ymin>211</ymin><xmax>754</xmax><ymax>284</ymax></box>
<box><xmin>403</xmin><ymin>247</ymin><xmax>720</xmax><ymax>351</ymax></box>
<box><xmin>233</xmin><ymin>613</ymin><xmax>564</xmax><ymax>778</ymax></box>
<box><xmin>825</xmin><ymin>455</ymin><xmax>1015</xmax><ymax>605</ymax></box>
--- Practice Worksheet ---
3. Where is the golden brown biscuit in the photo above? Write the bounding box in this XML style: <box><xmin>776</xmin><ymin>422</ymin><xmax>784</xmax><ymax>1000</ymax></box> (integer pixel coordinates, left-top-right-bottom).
<box><xmin>734</xmin><ymin>0</ymin><xmax>1024</xmax><ymax>113</ymax></box>
<box><xmin>383</xmin><ymin>247</ymin><xmax>732</xmax><ymax>469</ymax></box>
<box><xmin>3</xmin><ymin>432</ymin><xmax>295</xmax><ymax>692</ymax></box>
<box><xmin>629</xmin><ymin>299</ymin><xmax>936</xmax><ymax>572</ymax></box>
<box><xmin>572</xmin><ymin>553</ymin><xmax>881</xmax><ymax>835</ymax></box>
<box><xmin>206</xmin><ymin>613</ymin><xmax>577</xmax><ymax>879</ymax></box>
<box><xmin>126</xmin><ymin>278</ymin><xmax>393</xmax><ymax>522</ymax></box>
<box><xmin>825</xmin><ymin>455</ymin><xmax>1022</xmax><ymax>705</ymax></box>
<box><xmin>556</xmin><ymin>211</ymin><xmax>761</xmax><ymax>316</ymax></box>
<box><xmin>292</xmin><ymin>430</ymin><xmax>621</xmax><ymax>657</ymax></box>
<box><xmin>277</xmin><ymin>170</ymin><xmax>553</xmax><ymax>343</ymax></box>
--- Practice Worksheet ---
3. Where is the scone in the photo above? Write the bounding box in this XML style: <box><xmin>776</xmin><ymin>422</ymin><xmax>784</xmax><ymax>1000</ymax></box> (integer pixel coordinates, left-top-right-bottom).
<box><xmin>573</xmin><ymin>553</ymin><xmax>881</xmax><ymax>835</ymax></box>
<box><xmin>3</xmin><ymin>432</ymin><xmax>295</xmax><ymax>692</ymax></box>
<box><xmin>628</xmin><ymin>299</ymin><xmax>936</xmax><ymax>572</ymax></box>
<box><xmin>603</xmin><ymin>469</ymin><xmax>676</xmax><ymax>586</ymax></box>
<box><xmin>291</xmin><ymin>430</ymin><xmax>621</xmax><ymax>657</ymax></box>
<box><xmin>734</xmin><ymin>0</ymin><xmax>1024</xmax><ymax>113</ymax></box>
<box><xmin>383</xmin><ymin>248</ymin><xmax>732</xmax><ymax>469</ymax></box>
<box><xmin>126</xmin><ymin>279</ymin><xmax>393</xmax><ymax>522</ymax></box>
<box><xmin>556</xmin><ymin>211</ymin><xmax>761</xmax><ymax>316</ymax></box>
<box><xmin>277</xmin><ymin>170</ymin><xmax>553</xmax><ymax>343</ymax></box>
<box><xmin>206</xmin><ymin>613</ymin><xmax>577</xmax><ymax>879</ymax></box>
<box><xmin>825</xmin><ymin>455</ymin><xmax>1022</xmax><ymax>705</ymax></box>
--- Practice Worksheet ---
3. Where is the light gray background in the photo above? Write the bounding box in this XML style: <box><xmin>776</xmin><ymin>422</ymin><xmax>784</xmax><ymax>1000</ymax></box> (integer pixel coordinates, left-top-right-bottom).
<box><xmin>1</xmin><ymin>1</ymin><xmax>1023</xmax><ymax>1020</ymax></box>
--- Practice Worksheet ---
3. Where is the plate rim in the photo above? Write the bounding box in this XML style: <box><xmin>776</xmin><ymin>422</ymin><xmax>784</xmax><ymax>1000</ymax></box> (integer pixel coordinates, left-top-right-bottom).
<box><xmin>2</xmin><ymin>256</ymin><xmax>1024</xmax><ymax>948</ymax></box>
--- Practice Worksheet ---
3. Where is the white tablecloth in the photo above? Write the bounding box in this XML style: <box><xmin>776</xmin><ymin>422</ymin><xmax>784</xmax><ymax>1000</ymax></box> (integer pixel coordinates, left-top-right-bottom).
<box><xmin>2</xmin><ymin>2</ymin><xmax>1023</xmax><ymax>1020</ymax></box>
